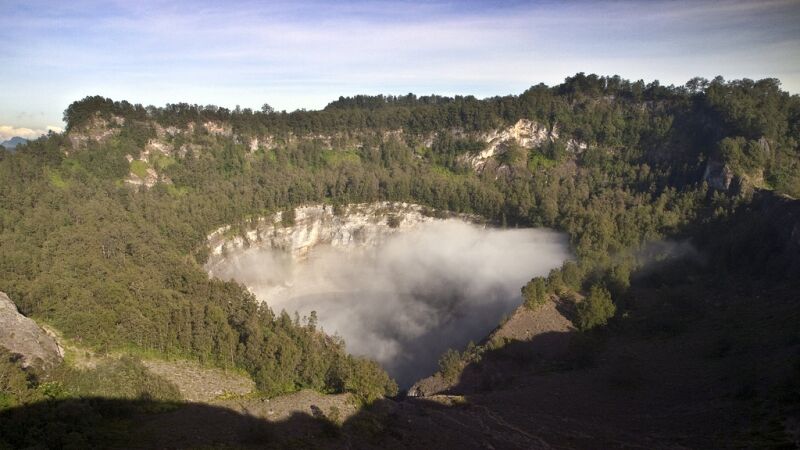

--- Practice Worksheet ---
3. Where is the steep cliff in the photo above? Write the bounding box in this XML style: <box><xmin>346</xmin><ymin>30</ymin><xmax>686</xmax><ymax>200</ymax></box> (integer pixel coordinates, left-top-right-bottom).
<box><xmin>205</xmin><ymin>202</ymin><xmax>468</xmax><ymax>265</ymax></box>
<box><xmin>64</xmin><ymin>113</ymin><xmax>589</xmax><ymax>189</ymax></box>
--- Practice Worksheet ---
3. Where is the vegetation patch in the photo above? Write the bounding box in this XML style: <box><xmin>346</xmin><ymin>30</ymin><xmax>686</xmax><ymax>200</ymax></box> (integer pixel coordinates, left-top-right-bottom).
<box><xmin>46</xmin><ymin>169</ymin><xmax>68</xmax><ymax>189</ymax></box>
<box><xmin>528</xmin><ymin>152</ymin><xmax>557</xmax><ymax>171</ymax></box>
<box><xmin>129</xmin><ymin>159</ymin><xmax>149</xmax><ymax>178</ymax></box>
<box><xmin>151</xmin><ymin>153</ymin><xmax>177</xmax><ymax>171</ymax></box>
<box><xmin>322</xmin><ymin>149</ymin><xmax>360</xmax><ymax>166</ymax></box>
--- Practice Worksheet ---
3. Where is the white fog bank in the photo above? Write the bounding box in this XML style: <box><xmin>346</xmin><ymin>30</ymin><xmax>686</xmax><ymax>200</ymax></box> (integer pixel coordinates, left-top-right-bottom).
<box><xmin>209</xmin><ymin>218</ymin><xmax>571</xmax><ymax>388</ymax></box>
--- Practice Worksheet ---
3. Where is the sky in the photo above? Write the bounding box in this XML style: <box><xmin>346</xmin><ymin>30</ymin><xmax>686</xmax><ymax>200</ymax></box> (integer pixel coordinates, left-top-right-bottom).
<box><xmin>1</xmin><ymin>0</ymin><xmax>799</xmax><ymax>140</ymax></box>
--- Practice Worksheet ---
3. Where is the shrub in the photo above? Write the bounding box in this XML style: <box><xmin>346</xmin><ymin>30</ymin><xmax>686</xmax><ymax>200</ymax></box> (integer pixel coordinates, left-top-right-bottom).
<box><xmin>343</xmin><ymin>357</ymin><xmax>398</xmax><ymax>405</ymax></box>
<box><xmin>281</xmin><ymin>208</ymin><xmax>296</xmax><ymax>227</ymax></box>
<box><xmin>387</xmin><ymin>215</ymin><xmax>401</xmax><ymax>228</ymax></box>
<box><xmin>438</xmin><ymin>349</ymin><xmax>463</xmax><ymax>384</ymax></box>
<box><xmin>576</xmin><ymin>284</ymin><xmax>616</xmax><ymax>330</ymax></box>
<box><xmin>522</xmin><ymin>277</ymin><xmax>548</xmax><ymax>309</ymax></box>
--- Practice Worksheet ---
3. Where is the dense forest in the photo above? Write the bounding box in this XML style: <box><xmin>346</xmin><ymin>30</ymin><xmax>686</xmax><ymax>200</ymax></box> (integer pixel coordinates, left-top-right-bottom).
<box><xmin>1</xmin><ymin>73</ymin><xmax>799</xmax><ymax>415</ymax></box>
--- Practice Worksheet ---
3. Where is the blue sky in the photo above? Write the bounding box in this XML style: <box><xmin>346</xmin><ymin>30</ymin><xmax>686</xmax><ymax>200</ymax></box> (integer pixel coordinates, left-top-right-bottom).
<box><xmin>1</xmin><ymin>0</ymin><xmax>799</xmax><ymax>140</ymax></box>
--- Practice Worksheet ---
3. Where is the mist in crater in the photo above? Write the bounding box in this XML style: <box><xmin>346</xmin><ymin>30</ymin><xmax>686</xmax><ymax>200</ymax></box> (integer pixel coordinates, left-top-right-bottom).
<box><xmin>211</xmin><ymin>220</ymin><xmax>571</xmax><ymax>388</ymax></box>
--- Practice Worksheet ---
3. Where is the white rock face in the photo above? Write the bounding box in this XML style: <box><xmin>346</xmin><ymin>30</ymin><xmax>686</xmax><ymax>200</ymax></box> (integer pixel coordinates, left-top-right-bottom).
<box><xmin>203</xmin><ymin>121</ymin><xmax>232</xmax><ymax>136</ymax></box>
<box><xmin>206</xmin><ymin>202</ymin><xmax>455</xmax><ymax>264</ymax></box>
<box><xmin>249</xmin><ymin>137</ymin><xmax>259</xmax><ymax>152</ymax></box>
<box><xmin>566</xmin><ymin>138</ymin><xmax>588</xmax><ymax>153</ymax></box>
<box><xmin>457</xmin><ymin>119</ymin><xmax>589</xmax><ymax>171</ymax></box>
<box><xmin>0</xmin><ymin>292</ymin><xmax>64</xmax><ymax>370</ymax></box>
<box><xmin>66</xmin><ymin>116</ymin><xmax>121</xmax><ymax>151</ymax></box>
<box><xmin>482</xmin><ymin>119</ymin><xmax>554</xmax><ymax>152</ymax></box>
<box><xmin>467</xmin><ymin>119</ymin><xmax>556</xmax><ymax>170</ymax></box>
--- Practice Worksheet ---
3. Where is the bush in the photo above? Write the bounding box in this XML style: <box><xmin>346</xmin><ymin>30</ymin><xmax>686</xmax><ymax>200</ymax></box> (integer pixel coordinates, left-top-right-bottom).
<box><xmin>561</xmin><ymin>261</ymin><xmax>582</xmax><ymax>290</ymax></box>
<box><xmin>342</xmin><ymin>357</ymin><xmax>398</xmax><ymax>404</ymax></box>
<box><xmin>0</xmin><ymin>350</ymin><xmax>43</xmax><ymax>408</ymax></box>
<box><xmin>522</xmin><ymin>277</ymin><xmax>548</xmax><ymax>309</ymax></box>
<box><xmin>576</xmin><ymin>284</ymin><xmax>616</xmax><ymax>330</ymax></box>
<box><xmin>438</xmin><ymin>349</ymin><xmax>463</xmax><ymax>383</ymax></box>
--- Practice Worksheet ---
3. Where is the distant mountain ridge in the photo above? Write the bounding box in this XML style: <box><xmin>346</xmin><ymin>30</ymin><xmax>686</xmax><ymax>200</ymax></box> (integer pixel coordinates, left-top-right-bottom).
<box><xmin>1</xmin><ymin>136</ymin><xmax>28</xmax><ymax>149</ymax></box>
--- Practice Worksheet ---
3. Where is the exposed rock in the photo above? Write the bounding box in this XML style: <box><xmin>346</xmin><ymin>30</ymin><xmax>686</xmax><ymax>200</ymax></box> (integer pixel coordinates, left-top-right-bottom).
<box><xmin>162</xmin><ymin>125</ymin><xmax>182</xmax><ymax>136</ymax></box>
<box><xmin>703</xmin><ymin>160</ymin><xmax>735</xmax><ymax>191</ymax></box>
<box><xmin>124</xmin><ymin>165</ymin><xmax>162</xmax><ymax>188</ymax></box>
<box><xmin>0</xmin><ymin>291</ymin><xmax>63</xmax><ymax>370</ymax></box>
<box><xmin>203</xmin><ymin>121</ymin><xmax>232</xmax><ymax>136</ymax></box>
<box><xmin>465</xmin><ymin>119</ymin><xmax>555</xmax><ymax>170</ymax></box>
<box><xmin>382</xmin><ymin>129</ymin><xmax>405</xmax><ymax>141</ymax></box>
<box><xmin>565</xmin><ymin>138</ymin><xmax>588</xmax><ymax>153</ymax></box>
<box><xmin>483</xmin><ymin>119</ymin><xmax>554</xmax><ymax>151</ymax></box>
<box><xmin>65</xmin><ymin>115</ymin><xmax>593</xmax><ymax>179</ymax></box>
<box><xmin>122</xmin><ymin>139</ymin><xmax>175</xmax><ymax>188</ymax></box>
<box><xmin>206</xmin><ymin>202</ymin><xmax>473</xmax><ymax>265</ymax></box>
<box><xmin>67</xmin><ymin>116</ymin><xmax>121</xmax><ymax>151</ymax></box>
<box><xmin>248</xmin><ymin>137</ymin><xmax>259</xmax><ymax>152</ymax></box>
<box><xmin>703</xmin><ymin>159</ymin><xmax>767</xmax><ymax>195</ymax></box>
<box><xmin>259</xmin><ymin>135</ymin><xmax>276</xmax><ymax>150</ymax></box>
<box><xmin>460</xmin><ymin>119</ymin><xmax>587</xmax><ymax>172</ymax></box>
<box><xmin>143</xmin><ymin>139</ymin><xmax>172</xmax><ymax>158</ymax></box>
<box><xmin>407</xmin><ymin>371</ymin><xmax>450</xmax><ymax>398</ymax></box>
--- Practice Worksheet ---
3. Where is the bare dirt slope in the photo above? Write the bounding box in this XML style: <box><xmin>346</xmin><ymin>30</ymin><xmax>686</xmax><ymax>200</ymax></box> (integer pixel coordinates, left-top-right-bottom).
<box><xmin>410</xmin><ymin>298</ymin><xmax>575</xmax><ymax>397</ymax></box>
<box><xmin>142</xmin><ymin>359</ymin><xmax>255</xmax><ymax>402</ymax></box>
<box><xmin>492</xmin><ymin>297</ymin><xmax>575</xmax><ymax>343</ymax></box>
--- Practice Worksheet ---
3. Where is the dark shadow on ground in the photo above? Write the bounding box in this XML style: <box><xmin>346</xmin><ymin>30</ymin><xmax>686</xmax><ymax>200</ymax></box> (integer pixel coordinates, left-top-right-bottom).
<box><xmin>2</xmin><ymin>193</ymin><xmax>799</xmax><ymax>449</ymax></box>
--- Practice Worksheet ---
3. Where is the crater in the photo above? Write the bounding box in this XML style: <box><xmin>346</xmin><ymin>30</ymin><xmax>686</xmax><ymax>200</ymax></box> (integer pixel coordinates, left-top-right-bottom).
<box><xmin>206</xmin><ymin>203</ymin><xmax>571</xmax><ymax>387</ymax></box>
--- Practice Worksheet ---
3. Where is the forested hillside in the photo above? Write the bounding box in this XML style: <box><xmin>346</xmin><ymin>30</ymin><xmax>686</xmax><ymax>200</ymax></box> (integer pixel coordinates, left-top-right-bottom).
<box><xmin>1</xmin><ymin>73</ymin><xmax>798</xmax><ymax>415</ymax></box>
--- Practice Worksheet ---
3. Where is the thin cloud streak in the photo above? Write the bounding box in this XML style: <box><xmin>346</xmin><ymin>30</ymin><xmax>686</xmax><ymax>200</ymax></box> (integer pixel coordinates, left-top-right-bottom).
<box><xmin>0</xmin><ymin>0</ymin><xmax>798</xmax><ymax>129</ymax></box>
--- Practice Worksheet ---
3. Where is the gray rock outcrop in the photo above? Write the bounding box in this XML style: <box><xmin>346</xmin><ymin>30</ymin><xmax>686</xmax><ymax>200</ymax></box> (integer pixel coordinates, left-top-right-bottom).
<box><xmin>0</xmin><ymin>291</ymin><xmax>63</xmax><ymax>370</ymax></box>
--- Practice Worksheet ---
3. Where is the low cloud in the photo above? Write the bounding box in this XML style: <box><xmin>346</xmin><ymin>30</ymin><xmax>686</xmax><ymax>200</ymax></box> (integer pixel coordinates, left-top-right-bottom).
<box><xmin>0</xmin><ymin>125</ymin><xmax>62</xmax><ymax>141</ymax></box>
<box><xmin>637</xmin><ymin>239</ymin><xmax>705</xmax><ymax>266</ymax></box>
<box><xmin>211</xmin><ymin>220</ymin><xmax>571</xmax><ymax>388</ymax></box>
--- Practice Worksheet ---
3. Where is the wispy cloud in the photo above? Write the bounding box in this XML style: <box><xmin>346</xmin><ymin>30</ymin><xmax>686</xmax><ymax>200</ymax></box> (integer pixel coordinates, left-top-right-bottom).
<box><xmin>0</xmin><ymin>0</ymin><xmax>798</xmax><ymax>130</ymax></box>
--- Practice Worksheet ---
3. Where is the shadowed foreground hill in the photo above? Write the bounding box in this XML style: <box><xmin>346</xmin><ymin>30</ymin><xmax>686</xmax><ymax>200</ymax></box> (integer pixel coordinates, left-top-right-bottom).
<box><xmin>1</xmin><ymin>285</ymin><xmax>797</xmax><ymax>450</ymax></box>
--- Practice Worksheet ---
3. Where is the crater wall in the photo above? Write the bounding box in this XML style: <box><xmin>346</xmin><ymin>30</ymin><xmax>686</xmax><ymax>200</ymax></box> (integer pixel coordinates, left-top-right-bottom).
<box><xmin>206</xmin><ymin>203</ymin><xmax>570</xmax><ymax>387</ymax></box>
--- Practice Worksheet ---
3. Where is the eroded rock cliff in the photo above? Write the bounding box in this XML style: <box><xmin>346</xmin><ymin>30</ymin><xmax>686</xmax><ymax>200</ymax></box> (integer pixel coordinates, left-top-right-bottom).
<box><xmin>205</xmin><ymin>202</ymin><xmax>471</xmax><ymax>265</ymax></box>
